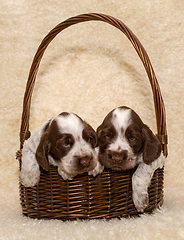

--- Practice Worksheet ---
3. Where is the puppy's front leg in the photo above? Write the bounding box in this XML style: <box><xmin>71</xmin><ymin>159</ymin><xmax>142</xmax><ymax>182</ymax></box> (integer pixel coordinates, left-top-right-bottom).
<box><xmin>88</xmin><ymin>147</ymin><xmax>104</xmax><ymax>177</ymax></box>
<box><xmin>20</xmin><ymin>123</ymin><xmax>49</xmax><ymax>187</ymax></box>
<box><xmin>132</xmin><ymin>154</ymin><xmax>165</xmax><ymax>212</ymax></box>
<box><xmin>88</xmin><ymin>160</ymin><xmax>104</xmax><ymax>177</ymax></box>
<box><xmin>20</xmin><ymin>145</ymin><xmax>40</xmax><ymax>187</ymax></box>
<box><xmin>57</xmin><ymin>167</ymin><xmax>76</xmax><ymax>180</ymax></box>
<box><xmin>132</xmin><ymin>163</ymin><xmax>151</xmax><ymax>213</ymax></box>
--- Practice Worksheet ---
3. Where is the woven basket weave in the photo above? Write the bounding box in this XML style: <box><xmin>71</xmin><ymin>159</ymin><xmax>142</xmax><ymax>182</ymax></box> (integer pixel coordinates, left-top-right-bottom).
<box><xmin>16</xmin><ymin>13</ymin><xmax>168</xmax><ymax>220</ymax></box>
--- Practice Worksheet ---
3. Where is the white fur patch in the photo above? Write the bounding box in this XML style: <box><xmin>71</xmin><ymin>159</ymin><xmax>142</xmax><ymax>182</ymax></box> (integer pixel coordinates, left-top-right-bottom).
<box><xmin>53</xmin><ymin>113</ymin><xmax>84</xmax><ymax>139</ymax></box>
<box><xmin>112</xmin><ymin>107</ymin><xmax>132</xmax><ymax>131</ymax></box>
<box><xmin>108</xmin><ymin>108</ymin><xmax>132</xmax><ymax>153</ymax></box>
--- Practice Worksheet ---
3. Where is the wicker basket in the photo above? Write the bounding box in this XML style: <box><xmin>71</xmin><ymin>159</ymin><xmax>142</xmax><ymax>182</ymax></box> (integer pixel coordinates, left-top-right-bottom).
<box><xmin>16</xmin><ymin>13</ymin><xmax>168</xmax><ymax>220</ymax></box>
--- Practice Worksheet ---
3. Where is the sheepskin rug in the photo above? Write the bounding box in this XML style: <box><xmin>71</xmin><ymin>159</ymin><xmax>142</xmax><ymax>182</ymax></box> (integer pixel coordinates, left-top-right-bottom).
<box><xmin>1</xmin><ymin>0</ymin><xmax>184</xmax><ymax>239</ymax></box>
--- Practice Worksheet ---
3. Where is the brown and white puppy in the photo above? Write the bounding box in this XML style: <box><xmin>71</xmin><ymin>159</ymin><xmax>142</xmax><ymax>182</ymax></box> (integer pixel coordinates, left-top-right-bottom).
<box><xmin>91</xmin><ymin>106</ymin><xmax>165</xmax><ymax>212</ymax></box>
<box><xmin>20</xmin><ymin>112</ymin><xmax>98</xmax><ymax>187</ymax></box>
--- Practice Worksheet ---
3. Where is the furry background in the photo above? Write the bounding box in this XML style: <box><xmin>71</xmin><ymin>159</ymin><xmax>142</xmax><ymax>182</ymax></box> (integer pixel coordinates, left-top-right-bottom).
<box><xmin>1</xmin><ymin>0</ymin><xmax>184</xmax><ymax>239</ymax></box>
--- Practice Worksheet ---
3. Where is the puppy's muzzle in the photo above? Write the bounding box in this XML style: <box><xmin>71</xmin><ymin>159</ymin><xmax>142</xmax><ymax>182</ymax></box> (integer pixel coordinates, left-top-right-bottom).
<box><xmin>77</xmin><ymin>155</ymin><xmax>93</xmax><ymax>167</ymax></box>
<box><xmin>109</xmin><ymin>150</ymin><xmax>128</xmax><ymax>163</ymax></box>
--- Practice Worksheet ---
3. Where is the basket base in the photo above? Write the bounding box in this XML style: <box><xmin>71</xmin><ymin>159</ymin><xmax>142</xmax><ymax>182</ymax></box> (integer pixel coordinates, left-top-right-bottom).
<box><xmin>19</xmin><ymin>167</ymin><xmax>164</xmax><ymax>220</ymax></box>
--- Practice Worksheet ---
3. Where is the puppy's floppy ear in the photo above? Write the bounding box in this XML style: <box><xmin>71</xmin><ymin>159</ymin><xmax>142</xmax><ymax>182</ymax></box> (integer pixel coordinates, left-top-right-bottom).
<box><xmin>91</xmin><ymin>130</ymin><xmax>98</xmax><ymax>148</ymax></box>
<box><xmin>96</xmin><ymin>124</ymin><xmax>103</xmax><ymax>138</ymax></box>
<box><xmin>36</xmin><ymin>132</ymin><xmax>51</xmax><ymax>171</ymax></box>
<box><xmin>83</xmin><ymin>122</ymin><xmax>98</xmax><ymax>148</ymax></box>
<box><xmin>142</xmin><ymin>125</ymin><xmax>161</xmax><ymax>164</ymax></box>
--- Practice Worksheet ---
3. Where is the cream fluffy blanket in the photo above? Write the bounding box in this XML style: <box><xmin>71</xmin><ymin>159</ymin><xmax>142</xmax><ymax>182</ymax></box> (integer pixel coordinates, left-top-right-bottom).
<box><xmin>1</xmin><ymin>1</ymin><xmax>184</xmax><ymax>239</ymax></box>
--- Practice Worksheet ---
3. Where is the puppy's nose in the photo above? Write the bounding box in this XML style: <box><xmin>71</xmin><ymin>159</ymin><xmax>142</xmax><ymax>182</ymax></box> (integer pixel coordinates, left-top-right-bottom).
<box><xmin>111</xmin><ymin>150</ymin><xmax>128</xmax><ymax>162</ymax></box>
<box><xmin>79</xmin><ymin>155</ymin><xmax>92</xmax><ymax>167</ymax></box>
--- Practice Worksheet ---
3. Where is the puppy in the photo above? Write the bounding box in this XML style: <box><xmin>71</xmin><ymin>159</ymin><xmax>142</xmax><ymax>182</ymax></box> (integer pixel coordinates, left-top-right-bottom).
<box><xmin>91</xmin><ymin>106</ymin><xmax>165</xmax><ymax>212</ymax></box>
<box><xmin>20</xmin><ymin>112</ymin><xmax>98</xmax><ymax>187</ymax></box>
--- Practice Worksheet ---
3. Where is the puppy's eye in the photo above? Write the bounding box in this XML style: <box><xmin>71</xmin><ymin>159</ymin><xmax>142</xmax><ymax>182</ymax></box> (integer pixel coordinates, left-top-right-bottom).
<box><xmin>63</xmin><ymin>142</ymin><xmax>70</xmax><ymax>147</ymax></box>
<box><xmin>63</xmin><ymin>137</ymin><xmax>73</xmax><ymax>147</ymax></box>
<box><xmin>103</xmin><ymin>134</ymin><xmax>111</xmax><ymax>139</ymax></box>
<box><xmin>129</xmin><ymin>136</ymin><xmax>136</xmax><ymax>141</ymax></box>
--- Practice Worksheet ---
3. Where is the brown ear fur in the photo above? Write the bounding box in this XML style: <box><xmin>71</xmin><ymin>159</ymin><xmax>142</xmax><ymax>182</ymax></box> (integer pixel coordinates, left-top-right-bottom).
<box><xmin>35</xmin><ymin>132</ymin><xmax>50</xmax><ymax>171</ymax></box>
<box><xmin>83</xmin><ymin>122</ymin><xmax>98</xmax><ymax>148</ymax></box>
<box><xmin>142</xmin><ymin>126</ymin><xmax>161</xmax><ymax>164</ymax></box>
<box><xmin>96</xmin><ymin>124</ymin><xmax>104</xmax><ymax>144</ymax></box>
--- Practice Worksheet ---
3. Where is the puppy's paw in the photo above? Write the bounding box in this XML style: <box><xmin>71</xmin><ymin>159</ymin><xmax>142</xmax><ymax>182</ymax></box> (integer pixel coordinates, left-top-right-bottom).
<box><xmin>133</xmin><ymin>190</ymin><xmax>149</xmax><ymax>213</ymax></box>
<box><xmin>20</xmin><ymin>163</ymin><xmax>40</xmax><ymax>187</ymax></box>
<box><xmin>58</xmin><ymin>168</ymin><xmax>76</xmax><ymax>180</ymax></box>
<box><xmin>88</xmin><ymin>161</ymin><xmax>104</xmax><ymax>177</ymax></box>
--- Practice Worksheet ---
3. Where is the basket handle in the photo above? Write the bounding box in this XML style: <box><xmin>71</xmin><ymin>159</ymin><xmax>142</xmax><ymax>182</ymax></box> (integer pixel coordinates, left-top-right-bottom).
<box><xmin>19</xmin><ymin>13</ymin><xmax>168</xmax><ymax>156</ymax></box>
